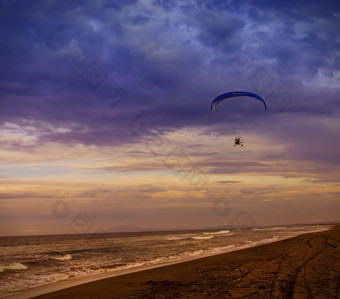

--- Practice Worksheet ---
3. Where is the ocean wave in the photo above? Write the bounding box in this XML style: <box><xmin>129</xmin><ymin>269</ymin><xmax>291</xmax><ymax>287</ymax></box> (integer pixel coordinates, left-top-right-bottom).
<box><xmin>120</xmin><ymin>262</ymin><xmax>145</xmax><ymax>269</ymax></box>
<box><xmin>209</xmin><ymin>245</ymin><xmax>236</xmax><ymax>254</ymax></box>
<box><xmin>267</xmin><ymin>227</ymin><xmax>287</xmax><ymax>230</ymax></box>
<box><xmin>0</xmin><ymin>273</ymin><xmax>69</xmax><ymax>295</ymax></box>
<box><xmin>50</xmin><ymin>254</ymin><xmax>72</xmax><ymax>261</ymax></box>
<box><xmin>47</xmin><ymin>252</ymin><xmax>72</xmax><ymax>261</ymax></box>
<box><xmin>25</xmin><ymin>260</ymin><xmax>54</xmax><ymax>267</ymax></box>
<box><xmin>149</xmin><ymin>249</ymin><xmax>205</xmax><ymax>265</ymax></box>
<box><xmin>258</xmin><ymin>236</ymin><xmax>279</xmax><ymax>243</ymax></box>
<box><xmin>253</xmin><ymin>226</ymin><xmax>287</xmax><ymax>231</ymax></box>
<box><xmin>165</xmin><ymin>233</ymin><xmax>195</xmax><ymax>241</ymax></box>
<box><xmin>203</xmin><ymin>230</ymin><xmax>231</xmax><ymax>235</ymax></box>
<box><xmin>166</xmin><ymin>236</ymin><xmax>190</xmax><ymax>241</ymax></box>
<box><xmin>191</xmin><ymin>236</ymin><xmax>214</xmax><ymax>240</ymax></box>
<box><xmin>106</xmin><ymin>250</ymin><xmax>207</xmax><ymax>270</ymax></box>
<box><xmin>247</xmin><ymin>236</ymin><xmax>280</xmax><ymax>246</ymax></box>
<box><xmin>0</xmin><ymin>263</ymin><xmax>27</xmax><ymax>273</ymax></box>
<box><xmin>207</xmin><ymin>236</ymin><xmax>281</xmax><ymax>256</ymax></box>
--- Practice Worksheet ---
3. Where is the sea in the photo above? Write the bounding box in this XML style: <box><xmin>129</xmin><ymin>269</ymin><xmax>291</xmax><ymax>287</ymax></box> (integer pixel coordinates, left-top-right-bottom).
<box><xmin>0</xmin><ymin>224</ymin><xmax>331</xmax><ymax>297</ymax></box>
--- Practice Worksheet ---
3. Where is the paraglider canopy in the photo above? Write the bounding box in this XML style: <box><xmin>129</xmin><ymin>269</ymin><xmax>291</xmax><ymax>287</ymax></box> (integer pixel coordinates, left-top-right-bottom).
<box><xmin>211</xmin><ymin>91</ymin><xmax>267</xmax><ymax>112</ymax></box>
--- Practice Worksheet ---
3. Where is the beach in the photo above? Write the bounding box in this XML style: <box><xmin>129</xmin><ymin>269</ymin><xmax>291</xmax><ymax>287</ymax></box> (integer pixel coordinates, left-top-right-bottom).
<box><xmin>2</xmin><ymin>0</ymin><xmax>339</xmax><ymax>297</ymax></box>
<box><xmin>31</xmin><ymin>224</ymin><xmax>340</xmax><ymax>298</ymax></box>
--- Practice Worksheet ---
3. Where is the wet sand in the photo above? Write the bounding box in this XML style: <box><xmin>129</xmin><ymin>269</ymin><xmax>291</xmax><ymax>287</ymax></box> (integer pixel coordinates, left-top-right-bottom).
<box><xmin>34</xmin><ymin>225</ymin><xmax>340</xmax><ymax>298</ymax></box>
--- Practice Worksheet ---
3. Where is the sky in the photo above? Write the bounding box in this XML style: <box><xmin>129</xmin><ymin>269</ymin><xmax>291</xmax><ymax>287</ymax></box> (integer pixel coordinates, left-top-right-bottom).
<box><xmin>0</xmin><ymin>0</ymin><xmax>339</xmax><ymax>236</ymax></box>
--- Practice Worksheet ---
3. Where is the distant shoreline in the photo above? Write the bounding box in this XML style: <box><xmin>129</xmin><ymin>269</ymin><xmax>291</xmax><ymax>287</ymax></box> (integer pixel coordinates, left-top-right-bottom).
<box><xmin>5</xmin><ymin>224</ymin><xmax>337</xmax><ymax>299</ymax></box>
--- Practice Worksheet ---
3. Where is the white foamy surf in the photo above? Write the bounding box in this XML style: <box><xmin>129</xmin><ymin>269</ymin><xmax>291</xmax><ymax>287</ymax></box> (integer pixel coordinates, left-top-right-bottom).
<box><xmin>0</xmin><ymin>224</ymin><xmax>332</xmax><ymax>297</ymax></box>
<box><xmin>0</xmin><ymin>263</ymin><xmax>27</xmax><ymax>273</ymax></box>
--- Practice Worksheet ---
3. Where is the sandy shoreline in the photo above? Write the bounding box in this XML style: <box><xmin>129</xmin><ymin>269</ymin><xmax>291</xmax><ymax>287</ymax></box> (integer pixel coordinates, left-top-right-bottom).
<box><xmin>3</xmin><ymin>224</ymin><xmax>337</xmax><ymax>298</ymax></box>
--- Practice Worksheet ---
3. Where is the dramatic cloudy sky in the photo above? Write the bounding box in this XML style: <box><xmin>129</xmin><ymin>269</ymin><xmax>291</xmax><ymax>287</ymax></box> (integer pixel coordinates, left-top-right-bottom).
<box><xmin>0</xmin><ymin>0</ymin><xmax>339</xmax><ymax>235</ymax></box>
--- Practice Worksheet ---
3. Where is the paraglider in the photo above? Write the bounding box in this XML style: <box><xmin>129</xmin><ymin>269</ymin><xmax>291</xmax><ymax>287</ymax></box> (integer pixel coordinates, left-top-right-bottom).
<box><xmin>234</xmin><ymin>136</ymin><xmax>244</xmax><ymax>147</ymax></box>
<box><xmin>211</xmin><ymin>91</ymin><xmax>267</xmax><ymax>112</ymax></box>
<box><xmin>211</xmin><ymin>91</ymin><xmax>267</xmax><ymax>147</ymax></box>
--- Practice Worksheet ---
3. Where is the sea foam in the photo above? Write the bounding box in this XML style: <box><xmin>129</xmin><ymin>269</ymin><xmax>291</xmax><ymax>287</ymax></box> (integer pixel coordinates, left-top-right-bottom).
<box><xmin>191</xmin><ymin>236</ymin><xmax>214</xmax><ymax>240</ymax></box>
<box><xmin>50</xmin><ymin>254</ymin><xmax>72</xmax><ymax>261</ymax></box>
<box><xmin>0</xmin><ymin>263</ymin><xmax>27</xmax><ymax>273</ymax></box>
<box><xmin>203</xmin><ymin>230</ymin><xmax>231</xmax><ymax>235</ymax></box>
